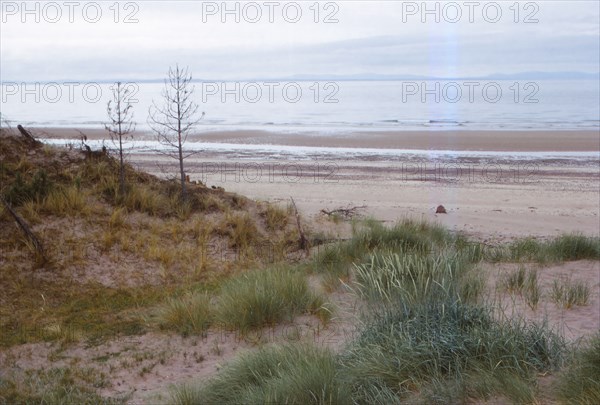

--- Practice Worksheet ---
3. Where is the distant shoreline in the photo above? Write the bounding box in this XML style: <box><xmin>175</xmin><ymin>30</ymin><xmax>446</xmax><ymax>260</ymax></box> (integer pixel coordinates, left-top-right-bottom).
<box><xmin>30</xmin><ymin>128</ymin><xmax>600</xmax><ymax>153</ymax></box>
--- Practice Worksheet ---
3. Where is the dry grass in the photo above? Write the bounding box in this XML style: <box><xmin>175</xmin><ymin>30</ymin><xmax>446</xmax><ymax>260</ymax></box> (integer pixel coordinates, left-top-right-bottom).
<box><xmin>39</xmin><ymin>185</ymin><xmax>90</xmax><ymax>217</ymax></box>
<box><xmin>0</xmin><ymin>132</ymin><xmax>302</xmax><ymax>350</ymax></box>
<box><xmin>263</xmin><ymin>203</ymin><xmax>289</xmax><ymax>231</ymax></box>
<box><xmin>218</xmin><ymin>211</ymin><xmax>261</xmax><ymax>250</ymax></box>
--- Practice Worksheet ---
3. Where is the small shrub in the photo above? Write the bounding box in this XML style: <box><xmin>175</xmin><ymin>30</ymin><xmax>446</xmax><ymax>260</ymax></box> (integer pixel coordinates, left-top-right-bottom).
<box><xmin>313</xmin><ymin>244</ymin><xmax>351</xmax><ymax>277</ymax></box>
<box><xmin>507</xmin><ymin>234</ymin><xmax>599</xmax><ymax>263</ymax></box>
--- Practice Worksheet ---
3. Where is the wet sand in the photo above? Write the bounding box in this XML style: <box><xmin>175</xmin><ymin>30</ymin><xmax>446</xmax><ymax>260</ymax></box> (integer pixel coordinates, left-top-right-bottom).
<box><xmin>33</xmin><ymin>127</ymin><xmax>600</xmax><ymax>152</ymax></box>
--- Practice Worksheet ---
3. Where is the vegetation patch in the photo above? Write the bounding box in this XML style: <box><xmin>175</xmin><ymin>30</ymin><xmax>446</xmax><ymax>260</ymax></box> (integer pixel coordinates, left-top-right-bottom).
<box><xmin>556</xmin><ymin>333</ymin><xmax>600</xmax><ymax>404</ymax></box>
<box><xmin>156</xmin><ymin>291</ymin><xmax>212</xmax><ymax>336</ymax></box>
<box><xmin>171</xmin><ymin>344</ymin><xmax>345</xmax><ymax>405</ymax></box>
<box><xmin>214</xmin><ymin>266</ymin><xmax>328</xmax><ymax>333</ymax></box>
<box><xmin>551</xmin><ymin>278</ymin><xmax>591</xmax><ymax>309</ymax></box>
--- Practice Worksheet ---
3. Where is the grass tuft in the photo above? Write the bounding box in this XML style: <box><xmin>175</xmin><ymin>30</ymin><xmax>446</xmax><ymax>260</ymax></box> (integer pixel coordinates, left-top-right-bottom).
<box><xmin>341</xmin><ymin>299</ymin><xmax>565</xmax><ymax>404</ymax></box>
<box><xmin>551</xmin><ymin>278</ymin><xmax>591</xmax><ymax>309</ymax></box>
<box><xmin>215</xmin><ymin>267</ymin><xmax>327</xmax><ymax>332</ymax></box>
<box><xmin>264</xmin><ymin>203</ymin><xmax>289</xmax><ymax>231</ymax></box>
<box><xmin>40</xmin><ymin>185</ymin><xmax>89</xmax><ymax>216</ymax></box>
<box><xmin>156</xmin><ymin>291</ymin><xmax>212</xmax><ymax>336</ymax></box>
<box><xmin>219</xmin><ymin>212</ymin><xmax>261</xmax><ymax>250</ymax></box>
<box><xmin>352</xmin><ymin>250</ymin><xmax>467</xmax><ymax>305</ymax></box>
<box><xmin>171</xmin><ymin>343</ymin><xmax>347</xmax><ymax>405</ymax></box>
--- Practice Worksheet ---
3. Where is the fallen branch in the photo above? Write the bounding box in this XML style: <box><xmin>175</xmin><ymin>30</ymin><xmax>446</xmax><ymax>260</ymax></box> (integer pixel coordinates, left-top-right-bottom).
<box><xmin>290</xmin><ymin>197</ymin><xmax>309</xmax><ymax>257</ymax></box>
<box><xmin>320</xmin><ymin>205</ymin><xmax>367</xmax><ymax>220</ymax></box>
<box><xmin>17</xmin><ymin>124</ymin><xmax>41</xmax><ymax>146</ymax></box>
<box><xmin>1</xmin><ymin>196</ymin><xmax>47</xmax><ymax>264</ymax></box>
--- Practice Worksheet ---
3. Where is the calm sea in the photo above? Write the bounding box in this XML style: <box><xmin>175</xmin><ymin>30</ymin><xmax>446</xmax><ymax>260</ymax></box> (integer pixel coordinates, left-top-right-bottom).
<box><xmin>1</xmin><ymin>80</ymin><xmax>599</xmax><ymax>132</ymax></box>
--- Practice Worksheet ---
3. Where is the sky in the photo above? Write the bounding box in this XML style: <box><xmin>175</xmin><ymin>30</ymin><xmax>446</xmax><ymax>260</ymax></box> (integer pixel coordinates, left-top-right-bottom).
<box><xmin>1</xmin><ymin>0</ymin><xmax>599</xmax><ymax>81</ymax></box>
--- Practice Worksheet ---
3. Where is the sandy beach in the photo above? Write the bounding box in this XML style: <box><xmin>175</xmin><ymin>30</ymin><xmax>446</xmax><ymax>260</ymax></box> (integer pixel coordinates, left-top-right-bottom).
<box><xmin>31</xmin><ymin>127</ymin><xmax>600</xmax><ymax>241</ymax></box>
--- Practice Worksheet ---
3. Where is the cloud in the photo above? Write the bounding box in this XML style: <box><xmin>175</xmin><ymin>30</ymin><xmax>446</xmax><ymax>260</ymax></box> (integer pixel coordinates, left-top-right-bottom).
<box><xmin>0</xmin><ymin>0</ymin><xmax>598</xmax><ymax>81</ymax></box>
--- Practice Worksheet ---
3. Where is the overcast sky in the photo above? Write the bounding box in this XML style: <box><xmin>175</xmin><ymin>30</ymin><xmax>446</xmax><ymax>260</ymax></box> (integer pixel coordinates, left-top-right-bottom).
<box><xmin>1</xmin><ymin>1</ymin><xmax>599</xmax><ymax>81</ymax></box>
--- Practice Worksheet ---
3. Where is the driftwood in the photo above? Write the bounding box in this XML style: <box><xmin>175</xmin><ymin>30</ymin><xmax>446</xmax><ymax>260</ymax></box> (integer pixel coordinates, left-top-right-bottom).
<box><xmin>17</xmin><ymin>124</ymin><xmax>41</xmax><ymax>146</ymax></box>
<box><xmin>1</xmin><ymin>196</ymin><xmax>47</xmax><ymax>263</ymax></box>
<box><xmin>290</xmin><ymin>197</ymin><xmax>309</xmax><ymax>257</ymax></box>
<box><xmin>321</xmin><ymin>205</ymin><xmax>367</xmax><ymax>220</ymax></box>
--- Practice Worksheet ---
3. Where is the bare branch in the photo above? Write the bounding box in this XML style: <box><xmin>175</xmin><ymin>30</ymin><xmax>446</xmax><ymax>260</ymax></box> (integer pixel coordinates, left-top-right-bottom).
<box><xmin>105</xmin><ymin>81</ymin><xmax>136</xmax><ymax>195</ymax></box>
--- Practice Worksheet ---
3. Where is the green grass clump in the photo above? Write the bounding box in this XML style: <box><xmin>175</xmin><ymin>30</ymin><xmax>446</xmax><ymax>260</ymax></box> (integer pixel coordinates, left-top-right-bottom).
<box><xmin>171</xmin><ymin>343</ymin><xmax>346</xmax><ymax>405</ymax></box>
<box><xmin>508</xmin><ymin>235</ymin><xmax>600</xmax><ymax>262</ymax></box>
<box><xmin>312</xmin><ymin>218</ymin><xmax>455</xmax><ymax>281</ymax></box>
<box><xmin>215</xmin><ymin>267</ymin><xmax>327</xmax><ymax>332</ymax></box>
<box><xmin>551</xmin><ymin>278</ymin><xmax>591</xmax><ymax>309</ymax></box>
<box><xmin>556</xmin><ymin>333</ymin><xmax>600</xmax><ymax>405</ymax></box>
<box><xmin>340</xmin><ymin>299</ymin><xmax>565</xmax><ymax>404</ymax></box>
<box><xmin>352</xmin><ymin>251</ymin><xmax>468</xmax><ymax>305</ymax></box>
<box><xmin>509</xmin><ymin>238</ymin><xmax>544</xmax><ymax>261</ymax></box>
<box><xmin>523</xmin><ymin>269</ymin><xmax>541</xmax><ymax>310</ymax></box>
<box><xmin>546</xmin><ymin>234</ymin><xmax>600</xmax><ymax>261</ymax></box>
<box><xmin>501</xmin><ymin>267</ymin><xmax>541</xmax><ymax>310</ymax></box>
<box><xmin>156</xmin><ymin>291</ymin><xmax>212</xmax><ymax>336</ymax></box>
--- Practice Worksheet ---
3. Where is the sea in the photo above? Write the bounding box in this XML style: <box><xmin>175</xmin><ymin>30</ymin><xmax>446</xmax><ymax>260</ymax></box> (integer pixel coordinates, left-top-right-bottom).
<box><xmin>1</xmin><ymin>79</ymin><xmax>599</xmax><ymax>133</ymax></box>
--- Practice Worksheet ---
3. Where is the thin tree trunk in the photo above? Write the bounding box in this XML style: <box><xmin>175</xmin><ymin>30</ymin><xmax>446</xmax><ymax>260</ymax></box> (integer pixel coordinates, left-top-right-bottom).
<box><xmin>179</xmin><ymin>140</ymin><xmax>186</xmax><ymax>199</ymax></box>
<box><xmin>177</xmin><ymin>73</ymin><xmax>186</xmax><ymax>200</ymax></box>
<box><xmin>118</xmin><ymin>110</ymin><xmax>125</xmax><ymax>196</ymax></box>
